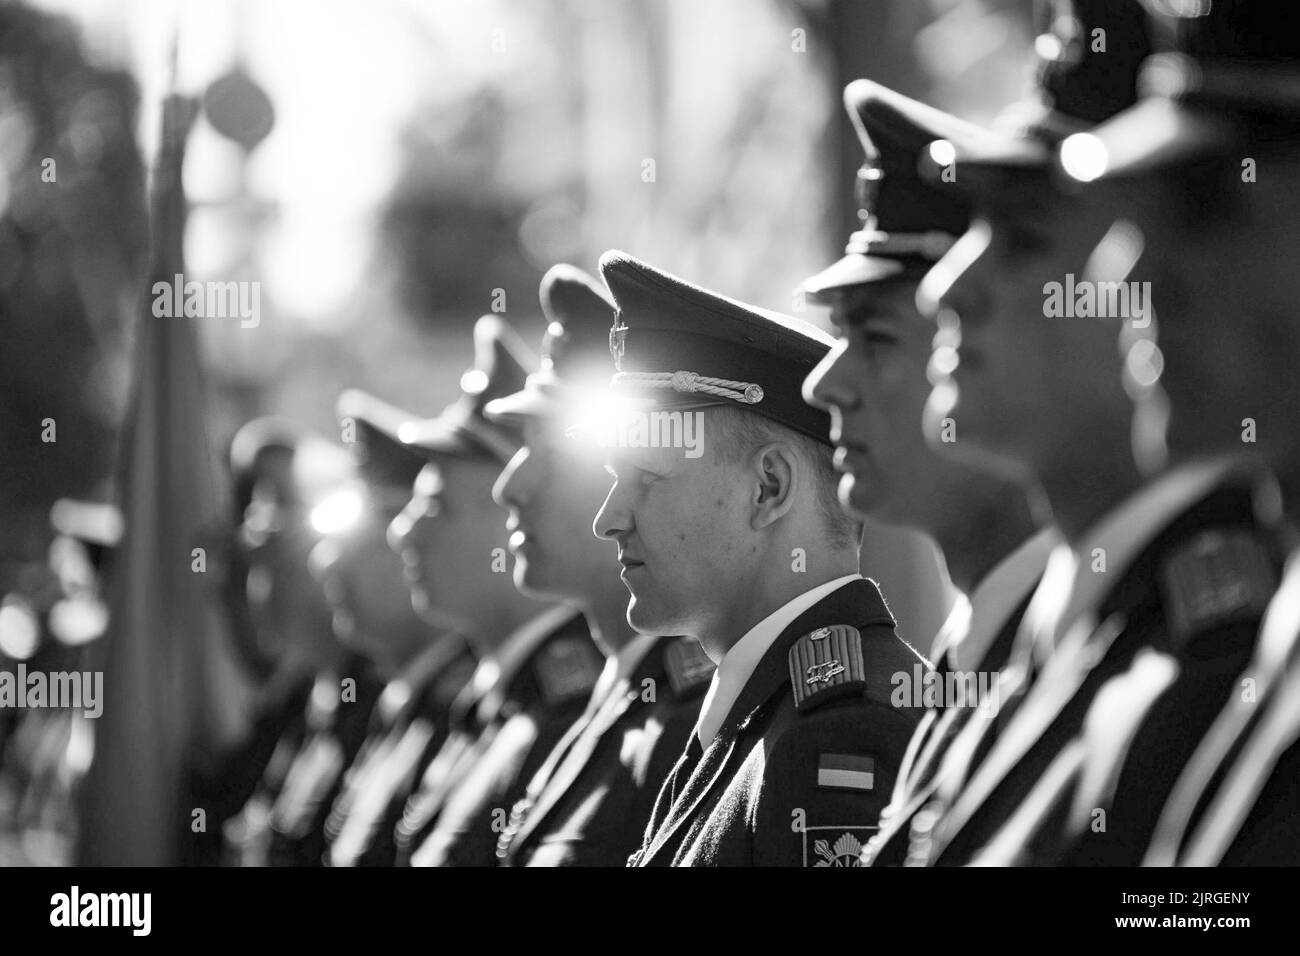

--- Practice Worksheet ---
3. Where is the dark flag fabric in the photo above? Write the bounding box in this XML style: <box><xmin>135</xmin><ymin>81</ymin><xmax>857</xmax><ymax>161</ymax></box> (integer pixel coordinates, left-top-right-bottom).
<box><xmin>78</xmin><ymin>87</ymin><xmax>252</xmax><ymax>866</ymax></box>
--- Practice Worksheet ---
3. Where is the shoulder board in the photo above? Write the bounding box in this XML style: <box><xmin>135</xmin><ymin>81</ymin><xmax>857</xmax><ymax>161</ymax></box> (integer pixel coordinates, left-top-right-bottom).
<box><xmin>429</xmin><ymin>650</ymin><xmax>478</xmax><ymax>712</ymax></box>
<box><xmin>664</xmin><ymin>637</ymin><xmax>715</xmax><ymax>698</ymax></box>
<box><xmin>1160</xmin><ymin>528</ymin><xmax>1278</xmax><ymax>651</ymax></box>
<box><xmin>789</xmin><ymin>624</ymin><xmax>867</xmax><ymax>713</ymax></box>
<box><xmin>533</xmin><ymin>632</ymin><xmax>604</xmax><ymax>708</ymax></box>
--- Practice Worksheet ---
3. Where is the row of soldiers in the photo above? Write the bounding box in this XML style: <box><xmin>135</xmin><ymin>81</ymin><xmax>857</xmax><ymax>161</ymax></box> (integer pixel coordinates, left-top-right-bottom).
<box><xmin>202</xmin><ymin>0</ymin><xmax>1299</xmax><ymax>866</ymax></box>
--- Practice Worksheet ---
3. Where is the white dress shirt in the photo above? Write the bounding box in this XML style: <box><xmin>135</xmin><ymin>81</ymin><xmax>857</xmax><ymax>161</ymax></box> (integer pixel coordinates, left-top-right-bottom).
<box><xmin>695</xmin><ymin>573</ymin><xmax>864</xmax><ymax>748</ymax></box>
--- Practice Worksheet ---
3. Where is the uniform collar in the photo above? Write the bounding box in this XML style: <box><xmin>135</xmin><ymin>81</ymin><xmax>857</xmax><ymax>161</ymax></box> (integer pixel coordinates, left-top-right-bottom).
<box><xmin>1024</xmin><ymin>454</ymin><xmax>1246</xmax><ymax>664</ymax></box>
<box><xmin>1062</xmin><ymin>455</ymin><xmax>1242</xmax><ymax>638</ymax></box>
<box><xmin>591</xmin><ymin>632</ymin><xmax>662</xmax><ymax>705</ymax></box>
<box><xmin>946</xmin><ymin>527</ymin><xmax>1060</xmax><ymax>672</ymax></box>
<box><xmin>374</xmin><ymin>631</ymin><xmax>472</xmax><ymax>726</ymax></box>
<box><xmin>695</xmin><ymin>573</ymin><xmax>862</xmax><ymax>748</ymax></box>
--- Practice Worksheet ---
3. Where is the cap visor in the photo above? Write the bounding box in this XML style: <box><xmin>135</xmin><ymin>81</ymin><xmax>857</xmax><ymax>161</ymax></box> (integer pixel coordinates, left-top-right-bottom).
<box><xmin>1057</xmin><ymin>98</ymin><xmax>1236</xmax><ymax>183</ymax></box>
<box><xmin>395</xmin><ymin>415</ymin><xmax>478</xmax><ymax>458</ymax></box>
<box><xmin>920</xmin><ymin>134</ymin><xmax>1054</xmax><ymax>196</ymax></box>
<box><xmin>483</xmin><ymin>388</ymin><xmax>553</xmax><ymax>425</ymax></box>
<box><xmin>801</xmin><ymin>254</ymin><xmax>906</xmax><ymax>298</ymax></box>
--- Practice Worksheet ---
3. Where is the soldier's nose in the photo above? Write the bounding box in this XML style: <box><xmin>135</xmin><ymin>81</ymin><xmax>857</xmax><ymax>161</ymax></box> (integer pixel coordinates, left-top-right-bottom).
<box><xmin>387</xmin><ymin>505</ymin><xmax>415</xmax><ymax>555</ymax></box>
<box><xmin>803</xmin><ymin>339</ymin><xmax>855</xmax><ymax>412</ymax></box>
<box><xmin>593</xmin><ymin>483</ymin><xmax>628</xmax><ymax>541</ymax></box>
<box><xmin>918</xmin><ymin>222</ymin><xmax>989</xmax><ymax>325</ymax></box>
<box><xmin>493</xmin><ymin>447</ymin><xmax>528</xmax><ymax>510</ymax></box>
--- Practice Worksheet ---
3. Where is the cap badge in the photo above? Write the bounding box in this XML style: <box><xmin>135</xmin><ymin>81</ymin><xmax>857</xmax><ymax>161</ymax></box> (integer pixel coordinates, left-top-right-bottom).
<box><xmin>609</xmin><ymin>318</ymin><xmax>629</xmax><ymax>371</ymax></box>
<box><xmin>854</xmin><ymin>159</ymin><xmax>884</xmax><ymax>228</ymax></box>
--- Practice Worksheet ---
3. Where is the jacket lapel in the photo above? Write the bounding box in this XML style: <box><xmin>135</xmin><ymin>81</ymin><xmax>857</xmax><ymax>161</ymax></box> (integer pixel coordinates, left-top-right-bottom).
<box><xmin>510</xmin><ymin>677</ymin><xmax>641</xmax><ymax>852</ymax></box>
<box><xmin>638</xmin><ymin>579</ymin><xmax>898</xmax><ymax>865</ymax></box>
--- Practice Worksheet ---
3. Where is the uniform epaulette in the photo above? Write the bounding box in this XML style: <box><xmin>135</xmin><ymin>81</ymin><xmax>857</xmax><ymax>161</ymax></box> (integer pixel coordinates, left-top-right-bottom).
<box><xmin>533</xmin><ymin>631</ymin><xmax>604</xmax><ymax>707</ymax></box>
<box><xmin>1160</xmin><ymin>527</ymin><xmax>1278</xmax><ymax>650</ymax></box>
<box><xmin>664</xmin><ymin>637</ymin><xmax>715</xmax><ymax>698</ymax></box>
<box><xmin>789</xmin><ymin>625</ymin><xmax>867</xmax><ymax>713</ymax></box>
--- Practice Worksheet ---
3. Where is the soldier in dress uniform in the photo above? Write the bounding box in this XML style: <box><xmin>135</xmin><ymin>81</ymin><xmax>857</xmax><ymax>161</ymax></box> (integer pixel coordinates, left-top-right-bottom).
<box><xmin>313</xmin><ymin>391</ymin><xmax>478</xmax><ymax>867</ymax></box>
<box><xmin>217</xmin><ymin>421</ymin><xmax>383</xmax><ymax>867</ymax></box>
<box><xmin>384</xmin><ymin>315</ymin><xmax>606</xmax><ymax>866</ymax></box>
<box><xmin>910</xmin><ymin>0</ymin><xmax>1288</xmax><ymax>866</ymax></box>
<box><xmin>484</xmin><ymin>264</ymin><xmax>715</xmax><ymax>867</ymax></box>
<box><xmin>586</xmin><ymin>251</ymin><xmax>926</xmax><ymax>867</ymax></box>
<box><xmin>797</xmin><ymin>79</ymin><xmax>1057</xmax><ymax>868</ymax></box>
<box><xmin>1041</xmin><ymin>0</ymin><xmax>1300</xmax><ymax>866</ymax></box>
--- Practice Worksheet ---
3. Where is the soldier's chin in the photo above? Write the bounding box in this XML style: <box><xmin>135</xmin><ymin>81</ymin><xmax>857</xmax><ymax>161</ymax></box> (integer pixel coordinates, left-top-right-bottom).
<box><xmin>839</xmin><ymin>473</ymin><xmax>874</xmax><ymax>520</ymax></box>
<box><xmin>513</xmin><ymin>555</ymin><xmax>555</xmax><ymax>600</ymax></box>
<box><xmin>625</xmin><ymin>593</ymin><xmax>665</xmax><ymax>636</ymax></box>
<box><xmin>408</xmin><ymin>583</ymin><xmax>431</xmax><ymax>617</ymax></box>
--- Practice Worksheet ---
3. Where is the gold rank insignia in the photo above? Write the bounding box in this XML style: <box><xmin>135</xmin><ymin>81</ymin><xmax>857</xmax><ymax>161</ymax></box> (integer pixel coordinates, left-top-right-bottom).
<box><xmin>665</xmin><ymin>637</ymin><xmax>715</xmax><ymax>697</ymax></box>
<box><xmin>788</xmin><ymin>625</ymin><xmax>867</xmax><ymax>713</ymax></box>
<box><xmin>1160</xmin><ymin>529</ymin><xmax>1278</xmax><ymax>650</ymax></box>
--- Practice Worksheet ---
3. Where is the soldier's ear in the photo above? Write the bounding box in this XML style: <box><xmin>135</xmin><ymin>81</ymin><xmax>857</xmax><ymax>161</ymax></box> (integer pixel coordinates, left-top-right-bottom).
<box><xmin>750</xmin><ymin>442</ymin><xmax>798</xmax><ymax>530</ymax></box>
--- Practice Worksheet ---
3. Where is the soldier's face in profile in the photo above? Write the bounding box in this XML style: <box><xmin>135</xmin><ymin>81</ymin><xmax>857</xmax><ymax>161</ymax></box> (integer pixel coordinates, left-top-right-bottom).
<box><xmin>389</xmin><ymin>457</ymin><xmax>513</xmax><ymax>632</ymax></box>
<box><xmin>919</xmin><ymin>181</ymin><xmax>1134</xmax><ymax>481</ymax></box>
<box><xmin>243</xmin><ymin>491</ymin><xmax>337</xmax><ymax>666</ymax></box>
<box><xmin>804</xmin><ymin>277</ymin><xmax>987</xmax><ymax>526</ymax></box>
<box><xmin>493</xmin><ymin>414</ymin><xmax>622</xmax><ymax>604</ymax></box>
<box><xmin>315</xmin><ymin>484</ymin><xmax>425</xmax><ymax>660</ymax></box>
<box><xmin>593</xmin><ymin>431</ymin><xmax>751</xmax><ymax>638</ymax></box>
<box><xmin>1117</xmin><ymin>154</ymin><xmax>1300</xmax><ymax>481</ymax></box>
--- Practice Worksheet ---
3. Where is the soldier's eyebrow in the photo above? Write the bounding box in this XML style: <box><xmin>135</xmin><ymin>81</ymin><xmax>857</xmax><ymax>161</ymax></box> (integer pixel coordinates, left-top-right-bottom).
<box><xmin>838</xmin><ymin>289</ymin><xmax>913</xmax><ymax>329</ymax></box>
<box><xmin>983</xmin><ymin>190</ymin><xmax>1053</xmax><ymax>228</ymax></box>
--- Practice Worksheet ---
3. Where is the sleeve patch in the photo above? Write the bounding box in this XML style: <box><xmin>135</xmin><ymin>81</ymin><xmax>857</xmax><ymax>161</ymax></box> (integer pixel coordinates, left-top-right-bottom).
<box><xmin>817</xmin><ymin>752</ymin><xmax>875</xmax><ymax>792</ymax></box>
<box><xmin>801</xmin><ymin>825</ymin><xmax>877</xmax><ymax>867</ymax></box>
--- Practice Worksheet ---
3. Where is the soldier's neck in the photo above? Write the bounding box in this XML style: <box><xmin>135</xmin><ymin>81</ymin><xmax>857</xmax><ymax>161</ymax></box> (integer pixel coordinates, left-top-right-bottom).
<box><xmin>700</xmin><ymin>553</ymin><xmax>858</xmax><ymax>663</ymax></box>
<box><xmin>930</xmin><ymin>487</ymin><xmax>1042</xmax><ymax>593</ymax></box>
<box><xmin>466</xmin><ymin>589</ymin><xmax>551</xmax><ymax>655</ymax></box>
<box><xmin>369</xmin><ymin>624</ymin><xmax>436</xmax><ymax>681</ymax></box>
<box><xmin>1038</xmin><ymin>449</ymin><xmax>1145</xmax><ymax>545</ymax></box>
<box><xmin>583</xmin><ymin>584</ymin><xmax>639</xmax><ymax>657</ymax></box>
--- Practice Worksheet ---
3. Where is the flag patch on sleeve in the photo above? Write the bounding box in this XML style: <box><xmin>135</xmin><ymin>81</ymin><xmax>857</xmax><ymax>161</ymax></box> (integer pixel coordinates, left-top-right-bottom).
<box><xmin>817</xmin><ymin>753</ymin><xmax>875</xmax><ymax>791</ymax></box>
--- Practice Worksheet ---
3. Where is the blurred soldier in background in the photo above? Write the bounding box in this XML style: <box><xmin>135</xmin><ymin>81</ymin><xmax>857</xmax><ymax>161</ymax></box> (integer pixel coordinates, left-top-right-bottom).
<box><xmin>591</xmin><ymin>252</ymin><xmax>924</xmax><ymax>867</ymax></box>
<box><xmin>910</xmin><ymin>0</ymin><xmax>1285</xmax><ymax>866</ymax></box>
<box><xmin>486</xmin><ymin>265</ymin><xmax>714</xmax><ymax>867</ymax></box>
<box><xmin>798</xmin><ymin>79</ymin><xmax>1056</xmax><ymax>867</ymax></box>
<box><xmin>1043</xmin><ymin>0</ymin><xmax>1300</xmax><ymax>866</ymax></box>
<box><xmin>318</xmin><ymin>390</ymin><xmax>477</xmax><ymax>867</ymax></box>
<box><xmin>219</xmin><ymin>424</ymin><xmax>384</xmax><ymax>866</ymax></box>
<box><xmin>386</xmin><ymin>316</ymin><xmax>604</xmax><ymax>866</ymax></box>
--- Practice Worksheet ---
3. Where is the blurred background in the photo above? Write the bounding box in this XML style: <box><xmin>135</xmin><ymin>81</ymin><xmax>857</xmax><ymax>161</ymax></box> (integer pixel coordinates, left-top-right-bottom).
<box><xmin>0</xmin><ymin>0</ymin><xmax>1034</xmax><ymax>865</ymax></box>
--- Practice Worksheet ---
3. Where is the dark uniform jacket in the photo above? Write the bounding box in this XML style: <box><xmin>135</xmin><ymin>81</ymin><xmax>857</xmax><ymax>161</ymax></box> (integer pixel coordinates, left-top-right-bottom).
<box><xmin>1143</xmin><ymin>546</ymin><xmax>1300</xmax><ymax>866</ymax></box>
<box><xmin>265</xmin><ymin>653</ymin><xmax>384</xmax><ymax>867</ymax></box>
<box><xmin>203</xmin><ymin>668</ymin><xmax>314</xmax><ymax>866</ymax></box>
<box><xmin>862</xmin><ymin>530</ymin><xmax>1053</xmax><ymax>867</ymax></box>
<box><xmin>496</xmin><ymin>634</ymin><xmax>714</xmax><ymax>867</ymax></box>
<box><xmin>629</xmin><ymin>578</ymin><xmax>926</xmax><ymax>867</ymax></box>
<box><xmin>923</xmin><ymin>461</ymin><xmax>1285</xmax><ymax>866</ymax></box>
<box><xmin>323</xmin><ymin>634</ymin><xmax>477</xmax><ymax>867</ymax></box>
<box><xmin>399</xmin><ymin>605</ymin><xmax>605</xmax><ymax>866</ymax></box>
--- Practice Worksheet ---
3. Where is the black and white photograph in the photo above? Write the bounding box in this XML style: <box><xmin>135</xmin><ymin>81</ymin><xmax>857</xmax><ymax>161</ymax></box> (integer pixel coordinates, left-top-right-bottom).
<box><xmin>0</xmin><ymin>0</ymin><xmax>1294</xmax><ymax>936</ymax></box>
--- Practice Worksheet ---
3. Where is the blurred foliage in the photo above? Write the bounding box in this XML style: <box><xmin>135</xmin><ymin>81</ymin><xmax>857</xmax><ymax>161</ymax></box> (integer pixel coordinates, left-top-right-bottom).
<box><xmin>0</xmin><ymin>3</ymin><xmax>146</xmax><ymax>567</ymax></box>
